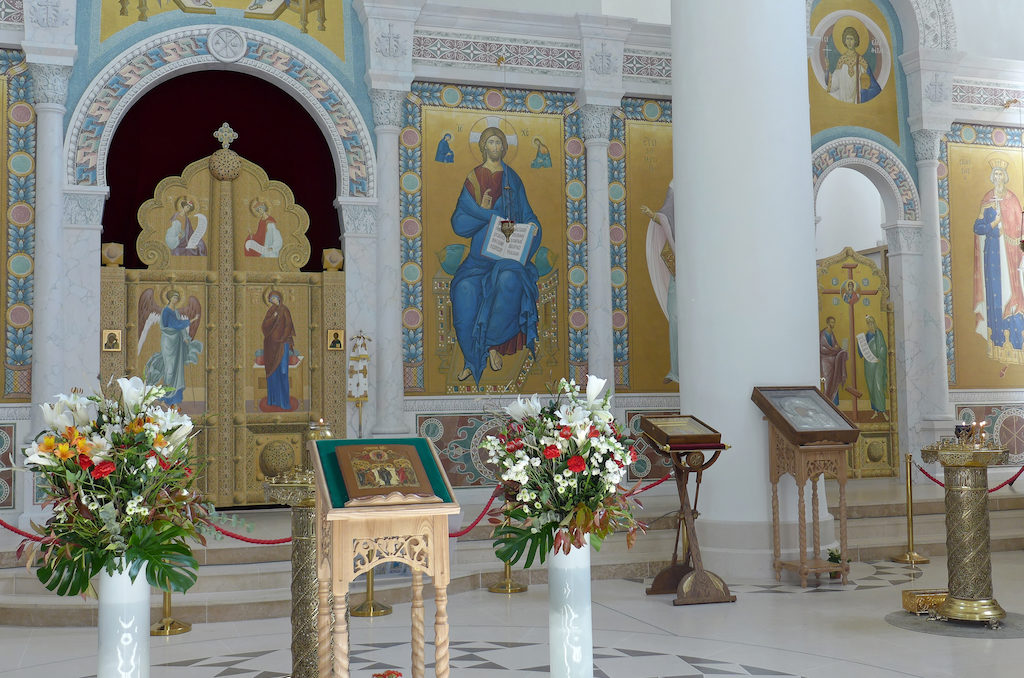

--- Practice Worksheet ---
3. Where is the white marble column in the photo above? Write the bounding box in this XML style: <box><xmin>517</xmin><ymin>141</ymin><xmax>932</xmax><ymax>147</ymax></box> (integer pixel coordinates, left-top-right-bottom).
<box><xmin>369</xmin><ymin>89</ymin><xmax>408</xmax><ymax>435</ymax></box>
<box><xmin>672</xmin><ymin>1</ymin><xmax>820</xmax><ymax>578</ymax></box>
<box><xmin>581</xmin><ymin>104</ymin><xmax>616</xmax><ymax>386</ymax></box>
<box><xmin>887</xmin><ymin>129</ymin><xmax>954</xmax><ymax>465</ymax></box>
<box><xmin>27</xmin><ymin>63</ymin><xmax>72</xmax><ymax>435</ymax></box>
<box><xmin>339</xmin><ymin>199</ymin><xmax>378</xmax><ymax>436</ymax></box>
<box><xmin>63</xmin><ymin>186</ymin><xmax>109</xmax><ymax>390</ymax></box>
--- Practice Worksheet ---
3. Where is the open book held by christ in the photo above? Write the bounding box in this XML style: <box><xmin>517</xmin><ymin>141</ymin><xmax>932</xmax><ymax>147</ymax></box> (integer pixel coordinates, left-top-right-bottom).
<box><xmin>481</xmin><ymin>214</ymin><xmax>536</xmax><ymax>266</ymax></box>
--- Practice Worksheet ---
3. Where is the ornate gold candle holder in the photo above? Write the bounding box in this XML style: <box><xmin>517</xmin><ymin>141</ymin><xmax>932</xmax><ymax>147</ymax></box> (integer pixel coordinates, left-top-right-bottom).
<box><xmin>920</xmin><ymin>443</ymin><xmax>1008</xmax><ymax>627</ymax></box>
<box><xmin>262</xmin><ymin>419</ymin><xmax>335</xmax><ymax>678</ymax></box>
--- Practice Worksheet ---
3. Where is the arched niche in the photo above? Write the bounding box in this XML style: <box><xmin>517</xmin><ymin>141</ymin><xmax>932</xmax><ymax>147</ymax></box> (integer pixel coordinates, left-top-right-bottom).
<box><xmin>815</xmin><ymin>167</ymin><xmax>886</xmax><ymax>259</ymax></box>
<box><xmin>64</xmin><ymin>25</ymin><xmax>376</xmax><ymax>202</ymax></box>
<box><xmin>102</xmin><ymin>70</ymin><xmax>338</xmax><ymax>271</ymax></box>
<box><xmin>812</xmin><ymin>137</ymin><xmax>921</xmax><ymax>228</ymax></box>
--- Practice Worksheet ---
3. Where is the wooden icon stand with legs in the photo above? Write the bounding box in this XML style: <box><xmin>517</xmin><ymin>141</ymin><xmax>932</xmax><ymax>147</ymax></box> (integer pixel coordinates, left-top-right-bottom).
<box><xmin>751</xmin><ymin>386</ymin><xmax>859</xmax><ymax>588</ymax></box>
<box><xmin>311</xmin><ymin>437</ymin><xmax>460</xmax><ymax>678</ymax></box>
<box><xmin>640</xmin><ymin>415</ymin><xmax>736</xmax><ymax>605</ymax></box>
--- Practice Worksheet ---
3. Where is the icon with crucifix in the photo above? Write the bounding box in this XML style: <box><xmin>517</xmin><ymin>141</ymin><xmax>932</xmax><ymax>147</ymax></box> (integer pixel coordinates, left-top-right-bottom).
<box><xmin>818</xmin><ymin>254</ymin><xmax>886</xmax><ymax>422</ymax></box>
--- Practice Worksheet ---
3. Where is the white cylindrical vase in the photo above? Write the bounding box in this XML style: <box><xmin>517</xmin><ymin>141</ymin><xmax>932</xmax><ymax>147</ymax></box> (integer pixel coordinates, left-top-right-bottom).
<box><xmin>97</xmin><ymin>562</ymin><xmax>151</xmax><ymax>678</ymax></box>
<box><xmin>549</xmin><ymin>536</ymin><xmax>593</xmax><ymax>678</ymax></box>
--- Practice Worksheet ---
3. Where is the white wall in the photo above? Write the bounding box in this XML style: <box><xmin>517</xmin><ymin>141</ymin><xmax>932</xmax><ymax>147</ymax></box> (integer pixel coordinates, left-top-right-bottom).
<box><xmin>815</xmin><ymin>167</ymin><xmax>885</xmax><ymax>260</ymax></box>
<box><xmin>949</xmin><ymin>0</ymin><xmax>1024</xmax><ymax>62</ymax></box>
<box><xmin>602</xmin><ymin>0</ymin><xmax>670</xmax><ymax>23</ymax></box>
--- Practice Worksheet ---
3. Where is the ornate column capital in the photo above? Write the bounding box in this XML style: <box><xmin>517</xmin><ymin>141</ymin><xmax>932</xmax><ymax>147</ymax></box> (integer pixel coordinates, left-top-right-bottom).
<box><xmin>338</xmin><ymin>199</ymin><xmax>378</xmax><ymax>238</ymax></box>
<box><xmin>912</xmin><ymin>128</ymin><xmax>946</xmax><ymax>163</ymax></box>
<box><xmin>579</xmin><ymin>104</ymin><xmax>615</xmax><ymax>143</ymax></box>
<box><xmin>28</xmin><ymin>63</ymin><xmax>72</xmax><ymax>107</ymax></box>
<box><xmin>883</xmin><ymin>220</ymin><xmax>925</xmax><ymax>257</ymax></box>
<box><xmin>370</xmin><ymin>88</ymin><xmax>407</xmax><ymax>130</ymax></box>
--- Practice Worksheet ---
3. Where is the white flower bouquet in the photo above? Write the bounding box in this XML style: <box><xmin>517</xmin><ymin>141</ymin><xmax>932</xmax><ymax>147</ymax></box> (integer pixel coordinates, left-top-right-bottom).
<box><xmin>19</xmin><ymin>377</ymin><xmax>208</xmax><ymax>596</ymax></box>
<box><xmin>484</xmin><ymin>375</ymin><xmax>645</xmax><ymax>567</ymax></box>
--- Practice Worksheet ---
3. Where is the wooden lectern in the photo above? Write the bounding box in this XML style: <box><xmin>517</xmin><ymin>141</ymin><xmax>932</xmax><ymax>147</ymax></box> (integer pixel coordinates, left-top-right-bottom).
<box><xmin>751</xmin><ymin>386</ymin><xmax>859</xmax><ymax>587</ymax></box>
<box><xmin>310</xmin><ymin>437</ymin><xmax>460</xmax><ymax>678</ymax></box>
<box><xmin>639</xmin><ymin>415</ymin><xmax>736</xmax><ymax>606</ymax></box>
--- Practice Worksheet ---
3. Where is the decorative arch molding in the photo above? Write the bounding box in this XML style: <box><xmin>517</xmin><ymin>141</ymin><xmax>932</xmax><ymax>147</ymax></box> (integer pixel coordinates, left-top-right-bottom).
<box><xmin>812</xmin><ymin>137</ymin><xmax>921</xmax><ymax>223</ymax></box>
<box><xmin>806</xmin><ymin>0</ymin><xmax>957</xmax><ymax>51</ymax></box>
<box><xmin>64</xmin><ymin>25</ymin><xmax>375</xmax><ymax>199</ymax></box>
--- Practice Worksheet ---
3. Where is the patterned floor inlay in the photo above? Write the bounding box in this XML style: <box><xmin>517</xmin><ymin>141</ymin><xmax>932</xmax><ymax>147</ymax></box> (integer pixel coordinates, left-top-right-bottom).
<box><xmin>727</xmin><ymin>560</ymin><xmax>923</xmax><ymax>594</ymax></box>
<box><xmin>85</xmin><ymin>641</ymin><xmax>805</xmax><ymax>678</ymax></box>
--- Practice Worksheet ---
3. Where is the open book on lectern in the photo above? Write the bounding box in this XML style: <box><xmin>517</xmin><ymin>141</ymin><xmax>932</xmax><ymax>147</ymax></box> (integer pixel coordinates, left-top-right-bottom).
<box><xmin>481</xmin><ymin>213</ymin><xmax>536</xmax><ymax>266</ymax></box>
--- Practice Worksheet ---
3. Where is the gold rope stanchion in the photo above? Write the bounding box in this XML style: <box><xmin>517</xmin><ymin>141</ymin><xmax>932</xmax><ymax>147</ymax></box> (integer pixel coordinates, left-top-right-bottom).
<box><xmin>488</xmin><ymin>560</ymin><xmax>527</xmax><ymax>594</ymax></box>
<box><xmin>892</xmin><ymin>452</ymin><xmax>929</xmax><ymax>565</ymax></box>
<box><xmin>151</xmin><ymin>591</ymin><xmax>191</xmax><ymax>636</ymax></box>
<box><xmin>351</xmin><ymin>569</ymin><xmax>393</xmax><ymax>617</ymax></box>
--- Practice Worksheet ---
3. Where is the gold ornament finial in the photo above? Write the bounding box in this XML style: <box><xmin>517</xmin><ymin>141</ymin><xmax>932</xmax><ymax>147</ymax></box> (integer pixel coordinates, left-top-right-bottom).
<box><xmin>213</xmin><ymin>122</ymin><xmax>238</xmax><ymax>149</ymax></box>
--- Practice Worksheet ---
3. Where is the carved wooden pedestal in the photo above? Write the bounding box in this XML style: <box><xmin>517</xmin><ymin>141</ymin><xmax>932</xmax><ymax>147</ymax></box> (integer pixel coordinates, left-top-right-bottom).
<box><xmin>311</xmin><ymin>439</ymin><xmax>459</xmax><ymax>678</ymax></box>
<box><xmin>769</xmin><ymin>426</ymin><xmax>850</xmax><ymax>587</ymax></box>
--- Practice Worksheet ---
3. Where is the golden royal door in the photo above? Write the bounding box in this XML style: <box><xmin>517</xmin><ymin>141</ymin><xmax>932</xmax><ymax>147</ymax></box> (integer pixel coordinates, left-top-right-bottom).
<box><xmin>99</xmin><ymin>125</ymin><xmax>346</xmax><ymax>506</ymax></box>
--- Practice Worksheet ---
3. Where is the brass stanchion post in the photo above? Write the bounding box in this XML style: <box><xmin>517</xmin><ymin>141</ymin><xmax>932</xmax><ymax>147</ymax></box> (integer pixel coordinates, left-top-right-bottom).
<box><xmin>488</xmin><ymin>560</ymin><xmax>527</xmax><ymax>594</ymax></box>
<box><xmin>892</xmin><ymin>452</ymin><xmax>929</xmax><ymax>564</ymax></box>
<box><xmin>351</xmin><ymin>569</ymin><xmax>393</xmax><ymax>617</ymax></box>
<box><xmin>151</xmin><ymin>591</ymin><xmax>191</xmax><ymax>636</ymax></box>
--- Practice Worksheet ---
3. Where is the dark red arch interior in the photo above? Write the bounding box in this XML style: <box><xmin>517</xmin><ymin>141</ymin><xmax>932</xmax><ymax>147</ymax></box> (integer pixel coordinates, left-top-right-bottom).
<box><xmin>103</xmin><ymin>69</ymin><xmax>340</xmax><ymax>272</ymax></box>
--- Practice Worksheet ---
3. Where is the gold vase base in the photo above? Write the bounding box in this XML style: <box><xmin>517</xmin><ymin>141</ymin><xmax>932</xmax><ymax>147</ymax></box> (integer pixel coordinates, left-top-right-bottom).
<box><xmin>488</xmin><ymin>578</ymin><xmax>527</xmax><ymax>594</ymax></box>
<box><xmin>350</xmin><ymin>599</ymin><xmax>393</xmax><ymax>617</ymax></box>
<box><xmin>902</xmin><ymin>588</ymin><xmax>947</xmax><ymax>615</ymax></box>
<box><xmin>150</xmin><ymin>617</ymin><xmax>191</xmax><ymax>636</ymax></box>
<box><xmin>935</xmin><ymin>596</ymin><xmax>1006</xmax><ymax>625</ymax></box>
<box><xmin>891</xmin><ymin>551</ymin><xmax>930</xmax><ymax>565</ymax></box>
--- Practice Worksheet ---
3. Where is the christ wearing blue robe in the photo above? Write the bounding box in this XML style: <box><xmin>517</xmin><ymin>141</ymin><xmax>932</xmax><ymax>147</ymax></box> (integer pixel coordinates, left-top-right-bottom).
<box><xmin>450</xmin><ymin>127</ymin><xmax>541</xmax><ymax>385</ymax></box>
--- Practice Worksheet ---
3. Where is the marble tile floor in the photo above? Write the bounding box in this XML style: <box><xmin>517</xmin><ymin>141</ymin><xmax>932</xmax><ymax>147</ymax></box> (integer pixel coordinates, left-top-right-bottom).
<box><xmin>4</xmin><ymin>551</ymin><xmax>1024</xmax><ymax>678</ymax></box>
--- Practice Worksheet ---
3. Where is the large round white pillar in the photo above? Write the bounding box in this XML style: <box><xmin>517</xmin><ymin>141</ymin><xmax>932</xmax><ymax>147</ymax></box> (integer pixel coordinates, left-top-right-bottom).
<box><xmin>369</xmin><ymin>89</ymin><xmax>408</xmax><ymax>436</ymax></box>
<box><xmin>672</xmin><ymin>1</ymin><xmax>820</xmax><ymax>577</ymax></box>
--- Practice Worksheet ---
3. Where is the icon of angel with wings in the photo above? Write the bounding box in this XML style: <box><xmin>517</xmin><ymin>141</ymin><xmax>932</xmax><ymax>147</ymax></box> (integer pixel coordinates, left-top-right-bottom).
<box><xmin>137</xmin><ymin>287</ymin><xmax>203</xmax><ymax>405</ymax></box>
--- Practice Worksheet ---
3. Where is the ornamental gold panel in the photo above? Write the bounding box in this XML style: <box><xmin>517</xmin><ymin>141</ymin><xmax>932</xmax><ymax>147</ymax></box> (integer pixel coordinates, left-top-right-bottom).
<box><xmin>99</xmin><ymin>126</ymin><xmax>345</xmax><ymax>507</ymax></box>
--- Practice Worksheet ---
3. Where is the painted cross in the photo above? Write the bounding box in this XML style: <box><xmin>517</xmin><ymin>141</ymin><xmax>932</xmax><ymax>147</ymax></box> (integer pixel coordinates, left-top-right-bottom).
<box><xmin>214</xmin><ymin>122</ymin><xmax>239</xmax><ymax>149</ymax></box>
<box><xmin>820</xmin><ymin>262</ymin><xmax>880</xmax><ymax>419</ymax></box>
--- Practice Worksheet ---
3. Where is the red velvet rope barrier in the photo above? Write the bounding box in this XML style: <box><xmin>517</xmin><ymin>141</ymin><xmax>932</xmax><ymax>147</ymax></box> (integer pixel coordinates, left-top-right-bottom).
<box><xmin>0</xmin><ymin>516</ymin><xmax>41</xmax><ymax>542</ymax></box>
<box><xmin>212</xmin><ymin>524</ymin><xmax>292</xmax><ymax>544</ymax></box>
<box><xmin>914</xmin><ymin>460</ymin><xmax>1024</xmax><ymax>493</ymax></box>
<box><xmin>626</xmin><ymin>473</ymin><xmax>672</xmax><ymax>497</ymax></box>
<box><xmin>3</xmin><ymin>477</ymin><xmax>672</xmax><ymax>546</ymax></box>
<box><xmin>449</xmin><ymin>493</ymin><xmax>498</xmax><ymax>538</ymax></box>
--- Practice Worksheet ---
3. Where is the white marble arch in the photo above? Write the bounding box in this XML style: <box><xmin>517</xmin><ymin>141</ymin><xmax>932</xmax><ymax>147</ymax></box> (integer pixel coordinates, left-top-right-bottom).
<box><xmin>63</xmin><ymin>25</ymin><xmax>377</xmax><ymax>203</ymax></box>
<box><xmin>806</xmin><ymin>0</ymin><xmax>958</xmax><ymax>51</ymax></box>
<box><xmin>811</xmin><ymin>137</ymin><xmax>955</xmax><ymax>478</ymax></box>
<box><xmin>812</xmin><ymin>138</ymin><xmax>921</xmax><ymax>224</ymax></box>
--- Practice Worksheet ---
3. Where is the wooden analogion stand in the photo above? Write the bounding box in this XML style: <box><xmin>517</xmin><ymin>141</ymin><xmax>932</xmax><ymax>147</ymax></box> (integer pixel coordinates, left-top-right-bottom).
<box><xmin>310</xmin><ymin>437</ymin><xmax>460</xmax><ymax>678</ymax></box>
<box><xmin>639</xmin><ymin>415</ymin><xmax>736</xmax><ymax>606</ymax></box>
<box><xmin>751</xmin><ymin>386</ymin><xmax>859</xmax><ymax>588</ymax></box>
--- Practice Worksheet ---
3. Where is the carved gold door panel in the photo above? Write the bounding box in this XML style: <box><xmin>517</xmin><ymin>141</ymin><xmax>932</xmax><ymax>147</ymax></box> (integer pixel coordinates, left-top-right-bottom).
<box><xmin>100</xmin><ymin>127</ymin><xmax>345</xmax><ymax>506</ymax></box>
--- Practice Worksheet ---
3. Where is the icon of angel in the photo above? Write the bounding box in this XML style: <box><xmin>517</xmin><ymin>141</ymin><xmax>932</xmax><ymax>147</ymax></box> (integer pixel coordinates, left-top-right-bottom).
<box><xmin>137</xmin><ymin>288</ymin><xmax>204</xmax><ymax>405</ymax></box>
